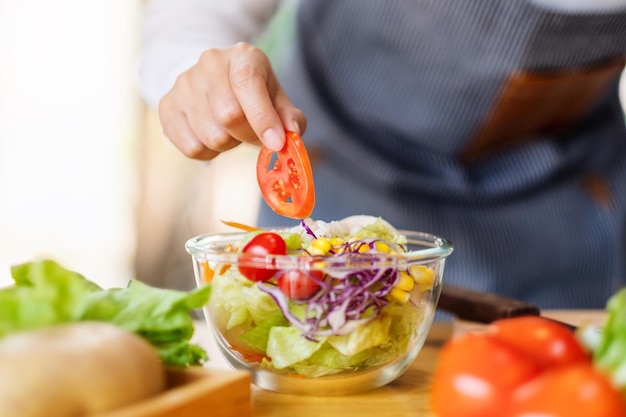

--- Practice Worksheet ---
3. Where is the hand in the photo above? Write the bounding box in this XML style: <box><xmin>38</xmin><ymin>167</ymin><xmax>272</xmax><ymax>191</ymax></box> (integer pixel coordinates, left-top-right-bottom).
<box><xmin>158</xmin><ymin>42</ymin><xmax>306</xmax><ymax>160</ymax></box>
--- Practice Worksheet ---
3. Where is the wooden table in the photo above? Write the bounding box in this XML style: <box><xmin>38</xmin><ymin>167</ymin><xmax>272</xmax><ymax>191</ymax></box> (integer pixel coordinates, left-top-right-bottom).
<box><xmin>193</xmin><ymin>310</ymin><xmax>606</xmax><ymax>417</ymax></box>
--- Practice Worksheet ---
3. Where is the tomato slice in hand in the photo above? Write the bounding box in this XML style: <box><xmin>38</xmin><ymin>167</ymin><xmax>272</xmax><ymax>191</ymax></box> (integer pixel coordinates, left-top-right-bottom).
<box><xmin>257</xmin><ymin>130</ymin><xmax>315</xmax><ymax>219</ymax></box>
<box><xmin>238</xmin><ymin>232</ymin><xmax>287</xmax><ymax>282</ymax></box>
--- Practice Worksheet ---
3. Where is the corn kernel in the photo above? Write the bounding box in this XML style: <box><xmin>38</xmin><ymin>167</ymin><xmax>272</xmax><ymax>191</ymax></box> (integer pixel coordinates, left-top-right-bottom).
<box><xmin>308</xmin><ymin>246</ymin><xmax>326</xmax><ymax>256</ymax></box>
<box><xmin>374</xmin><ymin>241</ymin><xmax>391</xmax><ymax>253</ymax></box>
<box><xmin>313</xmin><ymin>237</ymin><xmax>332</xmax><ymax>252</ymax></box>
<box><xmin>410</xmin><ymin>265</ymin><xmax>435</xmax><ymax>291</ymax></box>
<box><xmin>311</xmin><ymin>260</ymin><xmax>327</xmax><ymax>269</ymax></box>
<box><xmin>396</xmin><ymin>272</ymin><xmax>415</xmax><ymax>292</ymax></box>
<box><xmin>333</xmin><ymin>246</ymin><xmax>346</xmax><ymax>255</ymax></box>
<box><xmin>330</xmin><ymin>237</ymin><xmax>345</xmax><ymax>246</ymax></box>
<box><xmin>357</xmin><ymin>243</ymin><xmax>370</xmax><ymax>253</ymax></box>
<box><xmin>308</xmin><ymin>237</ymin><xmax>332</xmax><ymax>255</ymax></box>
<box><xmin>390</xmin><ymin>287</ymin><xmax>410</xmax><ymax>303</ymax></box>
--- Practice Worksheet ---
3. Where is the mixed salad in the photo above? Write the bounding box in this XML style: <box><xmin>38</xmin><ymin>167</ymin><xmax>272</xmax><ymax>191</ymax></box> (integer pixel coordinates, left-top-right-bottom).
<box><xmin>201</xmin><ymin>215</ymin><xmax>437</xmax><ymax>378</ymax></box>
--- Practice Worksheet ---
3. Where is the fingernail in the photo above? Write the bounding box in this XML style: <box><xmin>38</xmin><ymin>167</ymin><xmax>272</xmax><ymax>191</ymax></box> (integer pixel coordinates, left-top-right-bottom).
<box><xmin>263</xmin><ymin>128</ymin><xmax>284</xmax><ymax>151</ymax></box>
<box><xmin>291</xmin><ymin>119</ymin><xmax>301</xmax><ymax>134</ymax></box>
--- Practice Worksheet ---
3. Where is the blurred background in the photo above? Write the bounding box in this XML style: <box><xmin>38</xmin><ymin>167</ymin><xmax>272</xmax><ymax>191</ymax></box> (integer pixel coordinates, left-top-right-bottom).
<box><xmin>0</xmin><ymin>0</ymin><xmax>144</xmax><ymax>288</ymax></box>
<box><xmin>0</xmin><ymin>1</ymin><xmax>625</xmax><ymax>291</ymax></box>
<box><xmin>0</xmin><ymin>0</ymin><xmax>260</xmax><ymax>290</ymax></box>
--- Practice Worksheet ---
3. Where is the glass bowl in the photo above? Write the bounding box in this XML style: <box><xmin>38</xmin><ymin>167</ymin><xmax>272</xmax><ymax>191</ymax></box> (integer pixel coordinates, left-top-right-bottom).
<box><xmin>186</xmin><ymin>225</ymin><xmax>453</xmax><ymax>395</ymax></box>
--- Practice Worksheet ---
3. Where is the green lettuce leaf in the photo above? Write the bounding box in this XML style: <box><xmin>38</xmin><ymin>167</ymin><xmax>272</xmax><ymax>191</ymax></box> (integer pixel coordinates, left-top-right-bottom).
<box><xmin>239</xmin><ymin>310</ymin><xmax>289</xmax><ymax>352</ymax></box>
<box><xmin>260</xmin><ymin>301</ymin><xmax>423</xmax><ymax>377</ymax></box>
<box><xmin>280</xmin><ymin>232</ymin><xmax>307</xmax><ymax>251</ymax></box>
<box><xmin>266</xmin><ymin>326</ymin><xmax>327</xmax><ymax>369</ymax></box>
<box><xmin>587</xmin><ymin>287</ymin><xmax>626</xmax><ymax>391</ymax></box>
<box><xmin>208</xmin><ymin>268</ymin><xmax>280</xmax><ymax>331</ymax></box>
<box><xmin>353</xmin><ymin>217</ymin><xmax>406</xmax><ymax>244</ymax></box>
<box><xmin>0</xmin><ymin>259</ymin><xmax>211</xmax><ymax>367</ymax></box>
<box><xmin>81</xmin><ymin>279</ymin><xmax>211</xmax><ymax>367</ymax></box>
<box><xmin>0</xmin><ymin>260</ymin><xmax>99</xmax><ymax>335</ymax></box>
<box><xmin>327</xmin><ymin>314</ymin><xmax>392</xmax><ymax>356</ymax></box>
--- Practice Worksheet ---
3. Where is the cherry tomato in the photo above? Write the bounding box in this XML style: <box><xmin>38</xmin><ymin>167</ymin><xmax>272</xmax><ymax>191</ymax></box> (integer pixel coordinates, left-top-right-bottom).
<box><xmin>257</xmin><ymin>130</ymin><xmax>315</xmax><ymax>219</ymax></box>
<box><xmin>508</xmin><ymin>362</ymin><xmax>626</xmax><ymax>417</ymax></box>
<box><xmin>277</xmin><ymin>270</ymin><xmax>323</xmax><ymax>300</ymax></box>
<box><xmin>488</xmin><ymin>316</ymin><xmax>590</xmax><ymax>368</ymax></box>
<box><xmin>238</xmin><ymin>232</ymin><xmax>287</xmax><ymax>282</ymax></box>
<box><xmin>430</xmin><ymin>332</ymin><xmax>541</xmax><ymax>417</ymax></box>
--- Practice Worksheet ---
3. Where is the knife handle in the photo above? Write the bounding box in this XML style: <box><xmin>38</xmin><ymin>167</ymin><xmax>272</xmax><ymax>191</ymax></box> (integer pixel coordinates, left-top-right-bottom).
<box><xmin>437</xmin><ymin>283</ymin><xmax>540</xmax><ymax>323</ymax></box>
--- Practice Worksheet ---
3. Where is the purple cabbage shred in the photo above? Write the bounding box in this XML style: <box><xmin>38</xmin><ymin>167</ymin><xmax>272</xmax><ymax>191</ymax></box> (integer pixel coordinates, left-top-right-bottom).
<box><xmin>258</xmin><ymin>224</ymin><xmax>404</xmax><ymax>341</ymax></box>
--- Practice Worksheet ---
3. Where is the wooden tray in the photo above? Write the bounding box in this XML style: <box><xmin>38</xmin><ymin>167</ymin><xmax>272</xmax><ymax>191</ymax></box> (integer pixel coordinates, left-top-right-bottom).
<box><xmin>95</xmin><ymin>367</ymin><xmax>251</xmax><ymax>417</ymax></box>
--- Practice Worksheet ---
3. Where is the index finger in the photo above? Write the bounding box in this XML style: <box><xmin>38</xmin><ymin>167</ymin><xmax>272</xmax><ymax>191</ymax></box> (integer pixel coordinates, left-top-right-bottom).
<box><xmin>229</xmin><ymin>46</ymin><xmax>286</xmax><ymax>151</ymax></box>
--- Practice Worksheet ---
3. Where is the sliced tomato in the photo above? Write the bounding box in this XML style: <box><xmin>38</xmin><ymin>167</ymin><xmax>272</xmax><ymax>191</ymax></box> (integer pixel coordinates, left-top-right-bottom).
<box><xmin>238</xmin><ymin>232</ymin><xmax>287</xmax><ymax>282</ymax></box>
<box><xmin>277</xmin><ymin>270</ymin><xmax>323</xmax><ymax>300</ymax></box>
<box><xmin>257</xmin><ymin>130</ymin><xmax>315</xmax><ymax>219</ymax></box>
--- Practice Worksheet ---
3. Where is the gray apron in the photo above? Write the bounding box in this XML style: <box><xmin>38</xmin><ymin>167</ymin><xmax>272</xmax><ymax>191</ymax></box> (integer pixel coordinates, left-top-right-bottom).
<box><xmin>260</xmin><ymin>0</ymin><xmax>626</xmax><ymax>309</ymax></box>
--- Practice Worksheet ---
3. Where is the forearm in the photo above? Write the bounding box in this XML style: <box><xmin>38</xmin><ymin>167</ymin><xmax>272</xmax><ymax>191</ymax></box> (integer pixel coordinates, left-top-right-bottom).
<box><xmin>138</xmin><ymin>0</ymin><xmax>283</xmax><ymax>109</ymax></box>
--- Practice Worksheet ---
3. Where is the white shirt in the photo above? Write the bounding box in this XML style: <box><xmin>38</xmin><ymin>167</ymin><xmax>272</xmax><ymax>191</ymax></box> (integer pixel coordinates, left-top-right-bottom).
<box><xmin>138</xmin><ymin>0</ymin><xmax>282</xmax><ymax>108</ymax></box>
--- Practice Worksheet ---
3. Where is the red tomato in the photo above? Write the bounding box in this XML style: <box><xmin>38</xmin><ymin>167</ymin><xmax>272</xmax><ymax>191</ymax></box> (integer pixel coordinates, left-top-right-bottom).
<box><xmin>257</xmin><ymin>130</ymin><xmax>315</xmax><ymax>219</ymax></box>
<box><xmin>430</xmin><ymin>332</ymin><xmax>541</xmax><ymax>417</ymax></box>
<box><xmin>508</xmin><ymin>362</ymin><xmax>626</xmax><ymax>417</ymax></box>
<box><xmin>238</xmin><ymin>232</ymin><xmax>287</xmax><ymax>282</ymax></box>
<box><xmin>488</xmin><ymin>316</ymin><xmax>590</xmax><ymax>368</ymax></box>
<box><xmin>277</xmin><ymin>270</ymin><xmax>323</xmax><ymax>300</ymax></box>
<box><xmin>431</xmin><ymin>316</ymin><xmax>626</xmax><ymax>417</ymax></box>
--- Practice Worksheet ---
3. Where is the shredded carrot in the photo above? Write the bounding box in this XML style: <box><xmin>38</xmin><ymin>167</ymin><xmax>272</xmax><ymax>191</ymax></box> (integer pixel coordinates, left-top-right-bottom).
<box><xmin>201</xmin><ymin>261</ymin><xmax>214</xmax><ymax>283</ymax></box>
<box><xmin>221</xmin><ymin>220</ymin><xmax>261</xmax><ymax>232</ymax></box>
<box><xmin>230</xmin><ymin>345</ymin><xmax>267</xmax><ymax>364</ymax></box>
<box><xmin>218</xmin><ymin>264</ymin><xmax>231</xmax><ymax>275</ymax></box>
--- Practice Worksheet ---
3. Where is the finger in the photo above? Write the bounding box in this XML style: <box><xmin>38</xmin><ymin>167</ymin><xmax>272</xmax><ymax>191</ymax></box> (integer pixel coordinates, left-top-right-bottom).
<box><xmin>159</xmin><ymin>95</ymin><xmax>220</xmax><ymax>160</ymax></box>
<box><xmin>162</xmin><ymin>110</ymin><xmax>220</xmax><ymax>161</ymax></box>
<box><xmin>171</xmin><ymin>64</ymin><xmax>241</xmax><ymax>154</ymax></box>
<box><xmin>229</xmin><ymin>44</ymin><xmax>285</xmax><ymax>151</ymax></box>
<box><xmin>194</xmin><ymin>48</ymin><xmax>259</xmax><ymax>145</ymax></box>
<box><xmin>206</xmin><ymin>73</ymin><xmax>259</xmax><ymax>145</ymax></box>
<box><xmin>183</xmin><ymin>91</ymin><xmax>242</xmax><ymax>153</ymax></box>
<box><xmin>274</xmin><ymin>88</ymin><xmax>307</xmax><ymax>135</ymax></box>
